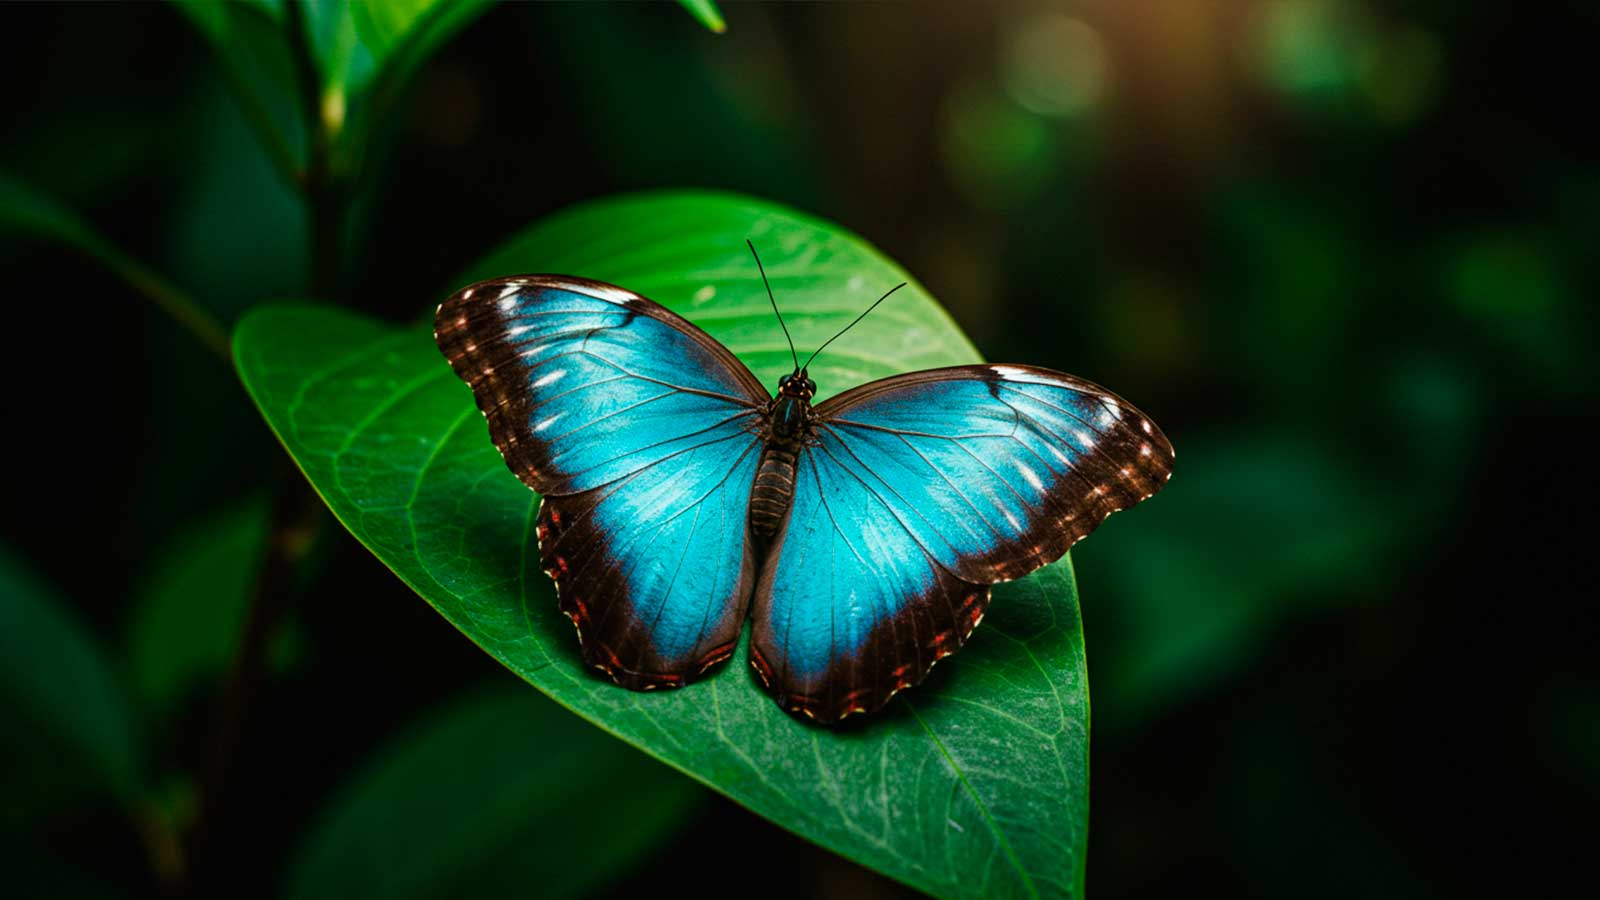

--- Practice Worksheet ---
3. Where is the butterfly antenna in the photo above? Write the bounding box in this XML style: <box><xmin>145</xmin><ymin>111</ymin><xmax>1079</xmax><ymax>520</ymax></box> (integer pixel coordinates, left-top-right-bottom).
<box><xmin>748</xmin><ymin>240</ymin><xmax>799</xmax><ymax>372</ymax></box>
<box><xmin>802</xmin><ymin>281</ymin><xmax>907</xmax><ymax>371</ymax></box>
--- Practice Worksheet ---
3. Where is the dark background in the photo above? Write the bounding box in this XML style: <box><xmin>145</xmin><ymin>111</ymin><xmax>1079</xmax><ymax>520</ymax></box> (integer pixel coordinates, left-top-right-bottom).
<box><xmin>1</xmin><ymin>2</ymin><xmax>1594</xmax><ymax>898</ymax></box>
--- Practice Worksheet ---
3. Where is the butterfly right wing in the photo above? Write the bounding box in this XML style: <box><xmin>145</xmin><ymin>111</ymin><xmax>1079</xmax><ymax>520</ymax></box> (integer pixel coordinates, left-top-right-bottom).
<box><xmin>751</xmin><ymin>364</ymin><xmax>1173</xmax><ymax>720</ymax></box>
<box><xmin>435</xmin><ymin>276</ymin><xmax>769</xmax><ymax>688</ymax></box>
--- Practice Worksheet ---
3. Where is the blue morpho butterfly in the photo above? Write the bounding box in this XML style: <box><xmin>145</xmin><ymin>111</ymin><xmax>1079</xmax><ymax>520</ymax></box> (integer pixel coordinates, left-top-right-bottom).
<box><xmin>434</xmin><ymin>242</ymin><xmax>1173</xmax><ymax>722</ymax></box>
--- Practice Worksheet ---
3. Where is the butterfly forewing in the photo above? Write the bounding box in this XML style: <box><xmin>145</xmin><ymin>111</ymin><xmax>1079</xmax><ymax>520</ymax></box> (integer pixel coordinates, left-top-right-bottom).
<box><xmin>436</xmin><ymin>276</ymin><xmax>769</xmax><ymax>688</ymax></box>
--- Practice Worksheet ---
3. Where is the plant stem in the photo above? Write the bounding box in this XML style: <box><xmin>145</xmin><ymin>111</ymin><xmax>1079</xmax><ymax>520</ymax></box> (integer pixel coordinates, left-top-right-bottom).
<box><xmin>189</xmin><ymin>6</ymin><xmax>350</xmax><ymax>889</ymax></box>
<box><xmin>187</xmin><ymin>471</ymin><xmax>323</xmax><ymax>895</ymax></box>
<box><xmin>284</xmin><ymin>0</ymin><xmax>346</xmax><ymax>299</ymax></box>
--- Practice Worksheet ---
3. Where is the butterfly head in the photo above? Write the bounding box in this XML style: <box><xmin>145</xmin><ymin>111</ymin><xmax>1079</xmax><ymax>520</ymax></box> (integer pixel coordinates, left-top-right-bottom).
<box><xmin>778</xmin><ymin>369</ymin><xmax>816</xmax><ymax>400</ymax></box>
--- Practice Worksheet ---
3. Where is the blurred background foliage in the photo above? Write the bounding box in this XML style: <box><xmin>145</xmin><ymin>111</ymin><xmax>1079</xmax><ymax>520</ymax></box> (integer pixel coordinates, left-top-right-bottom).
<box><xmin>0</xmin><ymin>1</ymin><xmax>1593</xmax><ymax>898</ymax></box>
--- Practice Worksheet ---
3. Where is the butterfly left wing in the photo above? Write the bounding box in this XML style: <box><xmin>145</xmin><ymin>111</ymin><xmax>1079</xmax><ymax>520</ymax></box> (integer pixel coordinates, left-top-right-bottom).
<box><xmin>436</xmin><ymin>276</ymin><xmax>769</xmax><ymax>690</ymax></box>
<box><xmin>750</xmin><ymin>364</ymin><xmax>1173</xmax><ymax>721</ymax></box>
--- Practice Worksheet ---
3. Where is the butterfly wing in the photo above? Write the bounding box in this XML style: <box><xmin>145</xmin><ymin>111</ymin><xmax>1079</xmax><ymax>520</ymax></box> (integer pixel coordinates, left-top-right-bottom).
<box><xmin>750</xmin><ymin>364</ymin><xmax>1174</xmax><ymax>720</ymax></box>
<box><xmin>435</xmin><ymin>276</ymin><xmax>769</xmax><ymax>689</ymax></box>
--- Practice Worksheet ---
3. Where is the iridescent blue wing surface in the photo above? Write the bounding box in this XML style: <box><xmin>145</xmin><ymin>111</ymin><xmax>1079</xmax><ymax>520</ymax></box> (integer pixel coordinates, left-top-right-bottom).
<box><xmin>435</xmin><ymin>276</ymin><xmax>768</xmax><ymax>689</ymax></box>
<box><xmin>750</xmin><ymin>365</ymin><xmax>1174</xmax><ymax>720</ymax></box>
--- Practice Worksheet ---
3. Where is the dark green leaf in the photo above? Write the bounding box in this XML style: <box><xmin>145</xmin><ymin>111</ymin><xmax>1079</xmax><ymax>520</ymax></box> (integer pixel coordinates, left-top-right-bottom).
<box><xmin>0</xmin><ymin>167</ymin><xmax>119</xmax><ymax>253</ymax></box>
<box><xmin>302</xmin><ymin>0</ymin><xmax>494</xmax><ymax>176</ymax></box>
<box><xmin>1077</xmin><ymin>431</ymin><xmax>1394</xmax><ymax>727</ymax></box>
<box><xmin>302</xmin><ymin>0</ymin><xmax>493</xmax><ymax>110</ymax></box>
<box><xmin>0</xmin><ymin>544</ymin><xmax>141</xmax><ymax>820</ymax></box>
<box><xmin>0</xmin><ymin>168</ymin><xmax>231</xmax><ymax>360</ymax></box>
<box><xmin>283</xmin><ymin>685</ymin><xmax>701</xmax><ymax>900</ymax></box>
<box><xmin>171</xmin><ymin>0</ymin><xmax>304</xmax><ymax>182</ymax></box>
<box><xmin>299</xmin><ymin>0</ymin><xmax>375</xmax><ymax>101</ymax></box>
<box><xmin>677</xmin><ymin>0</ymin><xmax>727</xmax><ymax>33</ymax></box>
<box><xmin>237</xmin><ymin>191</ymin><xmax>1090</xmax><ymax>899</ymax></box>
<box><xmin>125</xmin><ymin>496</ymin><xmax>270</xmax><ymax>720</ymax></box>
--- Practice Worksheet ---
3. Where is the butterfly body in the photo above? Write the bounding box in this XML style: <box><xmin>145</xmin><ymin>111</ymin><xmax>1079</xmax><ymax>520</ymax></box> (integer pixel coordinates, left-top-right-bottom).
<box><xmin>436</xmin><ymin>272</ymin><xmax>1172</xmax><ymax>722</ymax></box>
<box><xmin>750</xmin><ymin>373</ymin><xmax>816</xmax><ymax>537</ymax></box>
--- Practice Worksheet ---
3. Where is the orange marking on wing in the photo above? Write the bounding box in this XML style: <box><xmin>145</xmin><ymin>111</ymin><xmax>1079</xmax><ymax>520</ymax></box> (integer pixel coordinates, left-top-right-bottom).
<box><xmin>695</xmin><ymin>641</ymin><xmax>736</xmax><ymax>673</ymax></box>
<box><xmin>749</xmin><ymin>647</ymin><xmax>775</xmax><ymax>687</ymax></box>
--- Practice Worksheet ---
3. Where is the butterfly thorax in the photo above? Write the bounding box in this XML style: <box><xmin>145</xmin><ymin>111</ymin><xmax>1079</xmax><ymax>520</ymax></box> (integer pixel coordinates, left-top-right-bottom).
<box><xmin>751</xmin><ymin>374</ymin><xmax>815</xmax><ymax>537</ymax></box>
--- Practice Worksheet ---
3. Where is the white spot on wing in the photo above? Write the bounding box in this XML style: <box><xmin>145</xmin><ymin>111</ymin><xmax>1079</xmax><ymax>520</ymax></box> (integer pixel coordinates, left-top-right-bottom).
<box><xmin>582</xmin><ymin>283</ymin><xmax>638</xmax><ymax>304</ymax></box>
<box><xmin>532</xmin><ymin>369</ymin><xmax>566</xmax><ymax>389</ymax></box>
<box><xmin>533</xmin><ymin>411</ymin><xmax>566</xmax><ymax>432</ymax></box>
<box><xmin>991</xmin><ymin>365</ymin><xmax>1029</xmax><ymax>378</ymax></box>
<box><xmin>1018</xmin><ymin>463</ymin><xmax>1044</xmax><ymax>490</ymax></box>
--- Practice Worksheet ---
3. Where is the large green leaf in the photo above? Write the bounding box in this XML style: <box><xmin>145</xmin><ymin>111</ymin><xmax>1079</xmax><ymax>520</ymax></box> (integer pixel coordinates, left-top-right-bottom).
<box><xmin>236</xmin><ymin>192</ymin><xmax>1091</xmax><ymax>898</ymax></box>
<box><xmin>283</xmin><ymin>685</ymin><xmax>700</xmax><ymax>900</ymax></box>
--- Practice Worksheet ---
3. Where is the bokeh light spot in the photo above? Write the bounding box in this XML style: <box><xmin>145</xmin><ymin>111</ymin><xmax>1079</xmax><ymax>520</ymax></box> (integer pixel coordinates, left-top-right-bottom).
<box><xmin>939</xmin><ymin>78</ymin><xmax>1058</xmax><ymax>211</ymax></box>
<box><xmin>1357</xmin><ymin>25</ymin><xmax>1444</xmax><ymax>124</ymax></box>
<box><xmin>1000</xmin><ymin>12</ymin><xmax>1109</xmax><ymax>119</ymax></box>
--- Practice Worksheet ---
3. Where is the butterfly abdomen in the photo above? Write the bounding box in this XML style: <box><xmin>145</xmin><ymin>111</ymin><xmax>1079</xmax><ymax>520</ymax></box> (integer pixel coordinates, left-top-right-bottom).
<box><xmin>750</xmin><ymin>446</ymin><xmax>798</xmax><ymax>537</ymax></box>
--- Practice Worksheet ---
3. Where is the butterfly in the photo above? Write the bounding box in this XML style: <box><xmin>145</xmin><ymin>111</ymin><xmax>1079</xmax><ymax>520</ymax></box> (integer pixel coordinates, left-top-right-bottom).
<box><xmin>434</xmin><ymin>243</ymin><xmax>1173</xmax><ymax>722</ymax></box>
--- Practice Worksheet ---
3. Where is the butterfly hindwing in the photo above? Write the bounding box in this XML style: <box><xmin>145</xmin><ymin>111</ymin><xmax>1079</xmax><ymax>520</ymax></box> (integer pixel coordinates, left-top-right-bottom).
<box><xmin>751</xmin><ymin>364</ymin><xmax>1174</xmax><ymax>720</ymax></box>
<box><xmin>436</xmin><ymin>276</ymin><xmax>769</xmax><ymax>687</ymax></box>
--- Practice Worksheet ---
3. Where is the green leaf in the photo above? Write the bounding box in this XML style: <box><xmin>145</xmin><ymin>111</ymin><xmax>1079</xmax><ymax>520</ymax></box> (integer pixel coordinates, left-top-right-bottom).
<box><xmin>171</xmin><ymin>0</ymin><xmax>304</xmax><ymax>183</ymax></box>
<box><xmin>0</xmin><ymin>544</ymin><xmax>141</xmax><ymax>820</ymax></box>
<box><xmin>284</xmin><ymin>685</ymin><xmax>699</xmax><ymax>900</ymax></box>
<box><xmin>237</xmin><ymin>191</ymin><xmax>1090</xmax><ymax>899</ymax></box>
<box><xmin>301</xmin><ymin>0</ymin><xmax>495</xmax><ymax>174</ymax></box>
<box><xmin>125</xmin><ymin>496</ymin><xmax>270</xmax><ymax>720</ymax></box>
<box><xmin>0</xmin><ymin>168</ymin><xmax>231</xmax><ymax>360</ymax></box>
<box><xmin>677</xmin><ymin>0</ymin><xmax>727</xmax><ymax>33</ymax></box>
<box><xmin>1077</xmin><ymin>431</ymin><xmax>1395</xmax><ymax>728</ymax></box>
<box><xmin>303</xmin><ymin>0</ymin><xmax>494</xmax><ymax>111</ymax></box>
<box><xmin>0</xmin><ymin>167</ymin><xmax>122</xmax><ymax>254</ymax></box>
